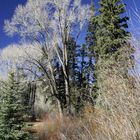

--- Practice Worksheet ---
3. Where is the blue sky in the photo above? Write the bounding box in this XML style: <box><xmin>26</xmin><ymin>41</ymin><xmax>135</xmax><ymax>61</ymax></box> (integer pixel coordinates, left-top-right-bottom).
<box><xmin>0</xmin><ymin>0</ymin><xmax>140</xmax><ymax>49</ymax></box>
<box><xmin>0</xmin><ymin>0</ymin><xmax>27</xmax><ymax>48</ymax></box>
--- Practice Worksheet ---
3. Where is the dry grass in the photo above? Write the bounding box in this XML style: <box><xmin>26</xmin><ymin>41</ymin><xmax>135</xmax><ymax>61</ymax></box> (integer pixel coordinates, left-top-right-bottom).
<box><xmin>92</xmin><ymin>58</ymin><xmax>140</xmax><ymax>140</ymax></box>
<box><xmin>31</xmin><ymin>59</ymin><xmax>140</xmax><ymax>140</ymax></box>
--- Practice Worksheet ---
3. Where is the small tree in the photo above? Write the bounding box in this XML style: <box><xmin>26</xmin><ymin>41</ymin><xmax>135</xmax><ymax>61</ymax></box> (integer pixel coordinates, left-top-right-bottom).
<box><xmin>0</xmin><ymin>72</ymin><xmax>29</xmax><ymax>140</ymax></box>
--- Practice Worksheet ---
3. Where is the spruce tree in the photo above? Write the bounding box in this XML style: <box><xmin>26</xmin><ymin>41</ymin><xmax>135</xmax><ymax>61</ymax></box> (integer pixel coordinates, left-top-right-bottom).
<box><xmin>86</xmin><ymin>2</ymin><xmax>99</xmax><ymax>98</ymax></box>
<box><xmin>87</xmin><ymin>0</ymin><xmax>134</xmax><ymax>93</ymax></box>
<box><xmin>0</xmin><ymin>72</ymin><xmax>29</xmax><ymax>140</ymax></box>
<box><xmin>67</xmin><ymin>37</ymin><xmax>79</xmax><ymax>88</ymax></box>
<box><xmin>96</xmin><ymin>0</ymin><xmax>134</xmax><ymax>63</ymax></box>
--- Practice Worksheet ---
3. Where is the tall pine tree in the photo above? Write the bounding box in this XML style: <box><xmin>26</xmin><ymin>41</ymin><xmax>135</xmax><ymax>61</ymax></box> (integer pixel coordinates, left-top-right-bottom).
<box><xmin>87</xmin><ymin>0</ymin><xmax>134</xmax><ymax>95</ymax></box>
<box><xmin>96</xmin><ymin>0</ymin><xmax>134</xmax><ymax>64</ymax></box>
<box><xmin>86</xmin><ymin>2</ymin><xmax>99</xmax><ymax>97</ymax></box>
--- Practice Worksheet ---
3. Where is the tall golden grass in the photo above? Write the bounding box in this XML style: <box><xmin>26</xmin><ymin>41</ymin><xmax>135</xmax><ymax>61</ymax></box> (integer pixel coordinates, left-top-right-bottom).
<box><xmin>31</xmin><ymin>60</ymin><xmax>139</xmax><ymax>140</ymax></box>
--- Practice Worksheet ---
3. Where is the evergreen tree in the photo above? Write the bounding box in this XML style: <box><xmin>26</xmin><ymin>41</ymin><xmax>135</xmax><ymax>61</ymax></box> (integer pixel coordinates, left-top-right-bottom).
<box><xmin>86</xmin><ymin>2</ymin><xmax>99</xmax><ymax>98</ymax></box>
<box><xmin>67</xmin><ymin>37</ymin><xmax>80</xmax><ymax>88</ymax></box>
<box><xmin>0</xmin><ymin>72</ymin><xmax>30</xmax><ymax>140</ymax></box>
<box><xmin>87</xmin><ymin>0</ymin><xmax>134</xmax><ymax>95</ymax></box>
<box><xmin>96</xmin><ymin>0</ymin><xmax>134</xmax><ymax>63</ymax></box>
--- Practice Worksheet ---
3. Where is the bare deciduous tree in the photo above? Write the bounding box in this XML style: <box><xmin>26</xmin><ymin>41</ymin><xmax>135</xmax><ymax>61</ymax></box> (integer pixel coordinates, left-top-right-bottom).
<box><xmin>4</xmin><ymin>0</ymin><xmax>91</xmax><ymax>115</ymax></box>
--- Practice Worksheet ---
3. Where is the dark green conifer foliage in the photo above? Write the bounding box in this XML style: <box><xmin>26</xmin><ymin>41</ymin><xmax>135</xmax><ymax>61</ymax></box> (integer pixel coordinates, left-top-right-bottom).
<box><xmin>86</xmin><ymin>2</ymin><xmax>99</xmax><ymax>95</ymax></box>
<box><xmin>96</xmin><ymin>0</ymin><xmax>130</xmax><ymax>59</ymax></box>
<box><xmin>67</xmin><ymin>37</ymin><xmax>79</xmax><ymax>88</ymax></box>
<box><xmin>87</xmin><ymin>0</ymin><xmax>134</xmax><ymax>97</ymax></box>
<box><xmin>0</xmin><ymin>72</ymin><xmax>29</xmax><ymax>140</ymax></box>
<box><xmin>86</xmin><ymin>3</ymin><xmax>98</xmax><ymax>61</ymax></box>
